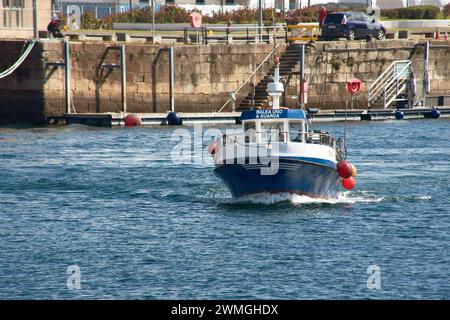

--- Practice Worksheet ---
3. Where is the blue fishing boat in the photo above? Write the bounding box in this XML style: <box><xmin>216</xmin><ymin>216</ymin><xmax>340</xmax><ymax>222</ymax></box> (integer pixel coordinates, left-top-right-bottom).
<box><xmin>210</xmin><ymin>60</ymin><xmax>356</xmax><ymax>199</ymax></box>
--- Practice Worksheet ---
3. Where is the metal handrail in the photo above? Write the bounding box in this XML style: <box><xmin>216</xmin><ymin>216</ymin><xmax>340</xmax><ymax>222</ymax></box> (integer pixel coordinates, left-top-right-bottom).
<box><xmin>216</xmin><ymin>43</ymin><xmax>280</xmax><ymax>113</ymax></box>
<box><xmin>382</xmin><ymin>65</ymin><xmax>409</xmax><ymax>96</ymax></box>
<box><xmin>368</xmin><ymin>67</ymin><xmax>396</xmax><ymax>101</ymax></box>
<box><xmin>385</xmin><ymin>78</ymin><xmax>408</xmax><ymax>106</ymax></box>
<box><xmin>203</xmin><ymin>25</ymin><xmax>285</xmax><ymax>31</ymax></box>
<box><xmin>369</xmin><ymin>60</ymin><xmax>411</xmax><ymax>100</ymax></box>
<box><xmin>368</xmin><ymin>60</ymin><xmax>410</xmax><ymax>91</ymax></box>
<box><xmin>385</xmin><ymin>84</ymin><xmax>408</xmax><ymax>107</ymax></box>
<box><xmin>383</xmin><ymin>66</ymin><xmax>410</xmax><ymax>106</ymax></box>
<box><xmin>368</xmin><ymin>60</ymin><xmax>411</xmax><ymax>108</ymax></box>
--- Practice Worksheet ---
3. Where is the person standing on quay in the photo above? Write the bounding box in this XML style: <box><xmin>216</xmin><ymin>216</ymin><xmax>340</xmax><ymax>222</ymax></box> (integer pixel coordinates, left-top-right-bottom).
<box><xmin>226</xmin><ymin>18</ymin><xmax>232</xmax><ymax>36</ymax></box>
<box><xmin>318</xmin><ymin>6</ymin><xmax>328</xmax><ymax>27</ymax></box>
<box><xmin>47</xmin><ymin>14</ymin><xmax>63</xmax><ymax>38</ymax></box>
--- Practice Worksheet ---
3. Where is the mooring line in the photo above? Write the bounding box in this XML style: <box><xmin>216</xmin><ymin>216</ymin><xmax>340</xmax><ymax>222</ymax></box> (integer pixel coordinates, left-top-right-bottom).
<box><xmin>0</xmin><ymin>40</ymin><xmax>36</xmax><ymax>79</ymax></box>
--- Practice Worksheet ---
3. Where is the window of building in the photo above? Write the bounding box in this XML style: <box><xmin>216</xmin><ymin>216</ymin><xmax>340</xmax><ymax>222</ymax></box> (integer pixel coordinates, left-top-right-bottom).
<box><xmin>225</xmin><ymin>0</ymin><xmax>235</xmax><ymax>4</ymax></box>
<box><xmin>2</xmin><ymin>0</ymin><xmax>25</xmax><ymax>28</ymax></box>
<box><xmin>196</xmin><ymin>0</ymin><xmax>205</xmax><ymax>4</ymax></box>
<box><xmin>166</xmin><ymin>0</ymin><xmax>175</xmax><ymax>4</ymax></box>
<box><xmin>2</xmin><ymin>0</ymin><xmax>25</xmax><ymax>8</ymax></box>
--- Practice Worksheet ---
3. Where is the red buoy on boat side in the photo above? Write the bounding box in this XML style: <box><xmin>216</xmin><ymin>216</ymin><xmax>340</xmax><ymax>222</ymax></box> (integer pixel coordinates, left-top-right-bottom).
<box><xmin>351</xmin><ymin>163</ymin><xmax>357</xmax><ymax>177</ymax></box>
<box><xmin>337</xmin><ymin>160</ymin><xmax>353</xmax><ymax>179</ymax></box>
<box><xmin>124</xmin><ymin>114</ymin><xmax>142</xmax><ymax>127</ymax></box>
<box><xmin>342</xmin><ymin>177</ymin><xmax>356</xmax><ymax>190</ymax></box>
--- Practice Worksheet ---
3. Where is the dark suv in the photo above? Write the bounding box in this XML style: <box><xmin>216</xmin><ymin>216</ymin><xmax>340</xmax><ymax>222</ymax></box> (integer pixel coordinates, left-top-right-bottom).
<box><xmin>321</xmin><ymin>12</ymin><xmax>386</xmax><ymax>41</ymax></box>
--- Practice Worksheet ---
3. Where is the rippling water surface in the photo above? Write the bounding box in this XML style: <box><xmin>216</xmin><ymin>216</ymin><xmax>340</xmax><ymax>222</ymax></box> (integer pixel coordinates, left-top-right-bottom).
<box><xmin>0</xmin><ymin>119</ymin><xmax>449</xmax><ymax>299</ymax></box>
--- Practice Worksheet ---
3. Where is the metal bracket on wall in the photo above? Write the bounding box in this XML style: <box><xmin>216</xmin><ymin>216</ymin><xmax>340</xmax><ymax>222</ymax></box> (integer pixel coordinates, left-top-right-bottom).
<box><xmin>100</xmin><ymin>63</ymin><xmax>121</xmax><ymax>69</ymax></box>
<box><xmin>98</xmin><ymin>45</ymin><xmax>127</xmax><ymax>113</ymax></box>
<box><xmin>45</xmin><ymin>62</ymin><xmax>66</xmax><ymax>68</ymax></box>
<box><xmin>45</xmin><ymin>41</ymin><xmax>71</xmax><ymax>114</ymax></box>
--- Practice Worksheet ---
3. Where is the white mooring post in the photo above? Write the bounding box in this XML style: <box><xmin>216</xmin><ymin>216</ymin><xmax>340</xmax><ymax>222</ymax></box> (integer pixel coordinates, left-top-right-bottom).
<box><xmin>64</xmin><ymin>41</ymin><xmax>71</xmax><ymax>114</ymax></box>
<box><xmin>169</xmin><ymin>46</ymin><xmax>174</xmax><ymax>112</ymax></box>
<box><xmin>121</xmin><ymin>44</ymin><xmax>127</xmax><ymax>113</ymax></box>
<box><xmin>423</xmin><ymin>41</ymin><xmax>430</xmax><ymax>108</ymax></box>
<box><xmin>299</xmin><ymin>44</ymin><xmax>305</xmax><ymax>109</ymax></box>
<box><xmin>32</xmin><ymin>0</ymin><xmax>38</xmax><ymax>39</ymax></box>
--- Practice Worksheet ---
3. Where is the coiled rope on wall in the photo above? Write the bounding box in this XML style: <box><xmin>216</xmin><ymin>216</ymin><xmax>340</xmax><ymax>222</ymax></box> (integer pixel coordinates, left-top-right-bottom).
<box><xmin>0</xmin><ymin>40</ymin><xmax>36</xmax><ymax>79</ymax></box>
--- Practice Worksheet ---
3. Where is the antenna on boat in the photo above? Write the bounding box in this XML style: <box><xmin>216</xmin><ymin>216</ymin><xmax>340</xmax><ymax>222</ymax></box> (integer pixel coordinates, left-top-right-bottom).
<box><xmin>267</xmin><ymin>56</ymin><xmax>284</xmax><ymax>109</ymax></box>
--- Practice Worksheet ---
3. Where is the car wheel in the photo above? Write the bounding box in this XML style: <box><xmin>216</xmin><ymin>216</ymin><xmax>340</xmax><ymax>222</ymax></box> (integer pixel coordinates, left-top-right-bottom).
<box><xmin>346</xmin><ymin>29</ymin><xmax>356</xmax><ymax>41</ymax></box>
<box><xmin>376</xmin><ymin>29</ymin><xmax>385</xmax><ymax>40</ymax></box>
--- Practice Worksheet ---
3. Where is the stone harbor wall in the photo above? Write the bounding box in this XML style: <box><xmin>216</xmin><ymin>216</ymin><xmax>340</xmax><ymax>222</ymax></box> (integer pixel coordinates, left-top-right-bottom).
<box><xmin>283</xmin><ymin>40</ymin><xmax>450</xmax><ymax>110</ymax></box>
<box><xmin>1</xmin><ymin>39</ymin><xmax>450</xmax><ymax>124</ymax></box>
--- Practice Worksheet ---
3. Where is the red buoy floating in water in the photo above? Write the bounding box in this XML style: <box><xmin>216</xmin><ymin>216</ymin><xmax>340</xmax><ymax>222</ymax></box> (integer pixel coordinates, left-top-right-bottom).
<box><xmin>124</xmin><ymin>114</ymin><xmax>142</xmax><ymax>127</ymax></box>
<box><xmin>337</xmin><ymin>160</ymin><xmax>353</xmax><ymax>179</ymax></box>
<box><xmin>342</xmin><ymin>177</ymin><xmax>356</xmax><ymax>190</ymax></box>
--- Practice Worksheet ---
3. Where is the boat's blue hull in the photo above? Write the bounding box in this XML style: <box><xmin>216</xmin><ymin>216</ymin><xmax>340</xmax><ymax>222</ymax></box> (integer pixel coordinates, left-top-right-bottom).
<box><xmin>214</xmin><ymin>158</ymin><xmax>341</xmax><ymax>199</ymax></box>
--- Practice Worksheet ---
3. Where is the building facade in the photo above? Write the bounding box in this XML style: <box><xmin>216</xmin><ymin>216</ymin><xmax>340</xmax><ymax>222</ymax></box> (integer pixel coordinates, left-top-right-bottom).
<box><xmin>57</xmin><ymin>0</ymin><xmax>151</xmax><ymax>18</ymax></box>
<box><xmin>0</xmin><ymin>0</ymin><xmax>52</xmax><ymax>38</ymax></box>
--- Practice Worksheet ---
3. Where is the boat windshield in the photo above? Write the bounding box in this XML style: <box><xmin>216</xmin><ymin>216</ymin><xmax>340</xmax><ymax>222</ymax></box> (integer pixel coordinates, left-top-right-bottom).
<box><xmin>244</xmin><ymin>121</ymin><xmax>256</xmax><ymax>143</ymax></box>
<box><xmin>244</xmin><ymin>121</ymin><xmax>256</xmax><ymax>132</ymax></box>
<box><xmin>289</xmin><ymin>121</ymin><xmax>304</xmax><ymax>142</ymax></box>
<box><xmin>260</xmin><ymin>121</ymin><xmax>285</xmax><ymax>143</ymax></box>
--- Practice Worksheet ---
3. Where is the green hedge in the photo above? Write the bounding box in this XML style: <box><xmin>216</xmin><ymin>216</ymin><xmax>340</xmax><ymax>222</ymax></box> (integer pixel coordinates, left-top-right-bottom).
<box><xmin>81</xmin><ymin>6</ymin><xmax>290</xmax><ymax>29</ymax></box>
<box><xmin>381</xmin><ymin>5</ymin><xmax>441</xmax><ymax>20</ymax></box>
<box><xmin>443</xmin><ymin>4</ymin><xmax>450</xmax><ymax>17</ymax></box>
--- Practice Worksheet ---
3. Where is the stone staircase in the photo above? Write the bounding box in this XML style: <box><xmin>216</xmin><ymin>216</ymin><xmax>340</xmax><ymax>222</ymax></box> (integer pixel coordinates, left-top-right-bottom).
<box><xmin>238</xmin><ymin>44</ymin><xmax>303</xmax><ymax>110</ymax></box>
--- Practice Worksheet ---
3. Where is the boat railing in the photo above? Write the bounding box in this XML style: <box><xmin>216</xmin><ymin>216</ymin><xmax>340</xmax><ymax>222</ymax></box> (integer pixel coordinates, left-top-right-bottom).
<box><xmin>218</xmin><ymin>131</ymin><xmax>337</xmax><ymax>150</ymax></box>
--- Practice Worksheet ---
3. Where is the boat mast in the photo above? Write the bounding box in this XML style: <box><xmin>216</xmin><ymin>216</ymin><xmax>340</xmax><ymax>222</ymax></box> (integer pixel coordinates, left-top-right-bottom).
<box><xmin>267</xmin><ymin>57</ymin><xmax>284</xmax><ymax>110</ymax></box>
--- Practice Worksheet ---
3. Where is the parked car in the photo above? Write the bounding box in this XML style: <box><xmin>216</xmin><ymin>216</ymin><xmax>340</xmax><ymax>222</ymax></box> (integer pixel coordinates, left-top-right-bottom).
<box><xmin>320</xmin><ymin>12</ymin><xmax>386</xmax><ymax>41</ymax></box>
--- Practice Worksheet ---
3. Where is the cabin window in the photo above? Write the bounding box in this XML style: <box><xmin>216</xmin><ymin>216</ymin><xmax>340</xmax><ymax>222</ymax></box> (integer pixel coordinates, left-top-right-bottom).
<box><xmin>289</xmin><ymin>121</ymin><xmax>304</xmax><ymax>142</ymax></box>
<box><xmin>244</xmin><ymin>121</ymin><xmax>255</xmax><ymax>132</ymax></box>
<box><xmin>260</xmin><ymin>122</ymin><xmax>286</xmax><ymax>143</ymax></box>
<box><xmin>244</xmin><ymin>121</ymin><xmax>256</xmax><ymax>143</ymax></box>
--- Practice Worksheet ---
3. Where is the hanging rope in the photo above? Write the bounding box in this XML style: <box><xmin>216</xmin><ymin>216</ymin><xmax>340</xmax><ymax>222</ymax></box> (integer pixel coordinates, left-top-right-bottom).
<box><xmin>0</xmin><ymin>40</ymin><xmax>36</xmax><ymax>79</ymax></box>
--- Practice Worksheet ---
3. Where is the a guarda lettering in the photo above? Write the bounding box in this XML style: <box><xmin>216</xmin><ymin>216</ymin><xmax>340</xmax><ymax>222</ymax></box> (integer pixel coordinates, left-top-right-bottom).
<box><xmin>256</xmin><ymin>109</ymin><xmax>282</xmax><ymax>119</ymax></box>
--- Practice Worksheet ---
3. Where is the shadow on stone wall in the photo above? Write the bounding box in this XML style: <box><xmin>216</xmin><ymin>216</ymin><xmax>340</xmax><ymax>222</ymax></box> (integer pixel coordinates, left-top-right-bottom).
<box><xmin>0</xmin><ymin>41</ymin><xmax>46</xmax><ymax>124</ymax></box>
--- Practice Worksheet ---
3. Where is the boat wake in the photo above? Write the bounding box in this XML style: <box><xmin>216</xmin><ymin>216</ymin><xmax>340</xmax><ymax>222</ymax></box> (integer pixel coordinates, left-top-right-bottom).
<box><xmin>217</xmin><ymin>191</ymin><xmax>384</xmax><ymax>206</ymax></box>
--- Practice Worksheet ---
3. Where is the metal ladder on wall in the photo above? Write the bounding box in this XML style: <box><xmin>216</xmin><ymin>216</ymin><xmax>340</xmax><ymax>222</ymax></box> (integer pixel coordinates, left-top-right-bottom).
<box><xmin>368</xmin><ymin>60</ymin><xmax>412</xmax><ymax>109</ymax></box>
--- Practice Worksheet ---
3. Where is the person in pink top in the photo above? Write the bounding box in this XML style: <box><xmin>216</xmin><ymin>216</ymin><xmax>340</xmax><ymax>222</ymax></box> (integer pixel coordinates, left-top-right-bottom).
<box><xmin>318</xmin><ymin>6</ymin><xmax>328</xmax><ymax>27</ymax></box>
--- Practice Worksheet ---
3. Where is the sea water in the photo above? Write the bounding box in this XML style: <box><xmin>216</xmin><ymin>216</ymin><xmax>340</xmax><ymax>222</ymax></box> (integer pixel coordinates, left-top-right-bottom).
<box><xmin>0</xmin><ymin>119</ymin><xmax>449</xmax><ymax>299</ymax></box>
